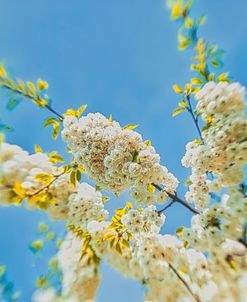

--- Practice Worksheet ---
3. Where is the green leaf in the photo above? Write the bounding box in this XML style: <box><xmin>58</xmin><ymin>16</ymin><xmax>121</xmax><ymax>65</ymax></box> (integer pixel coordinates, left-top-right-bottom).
<box><xmin>70</xmin><ymin>171</ymin><xmax>76</xmax><ymax>186</ymax></box>
<box><xmin>76</xmin><ymin>170</ymin><xmax>81</xmax><ymax>182</ymax></box>
<box><xmin>6</xmin><ymin>99</ymin><xmax>20</xmax><ymax>110</ymax></box>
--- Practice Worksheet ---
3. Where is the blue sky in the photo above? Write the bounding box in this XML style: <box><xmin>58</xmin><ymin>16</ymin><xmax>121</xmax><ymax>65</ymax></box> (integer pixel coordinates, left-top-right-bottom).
<box><xmin>0</xmin><ymin>0</ymin><xmax>247</xmax><ymax>301</ymax></box>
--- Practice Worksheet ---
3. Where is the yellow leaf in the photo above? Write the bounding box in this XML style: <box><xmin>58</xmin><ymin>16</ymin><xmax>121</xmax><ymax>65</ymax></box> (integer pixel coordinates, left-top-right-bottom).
<box><xmin>0</xmin><ymin>132</ymin><xmax>5</xmax><ymax>144</ymax></box>
<box><xmin>0</xmin><ymin>66</ymin><xmax>7</xmax><ymax>78</ymax></box>
<box><xmin>198</xmin><ymin>15</ymin><xmax>206</xmax><ymax>26</ymax></box>
<box><xmin>126</xmin><ymin>201</ymin><xmax>133</xmax><ymax>209</ymax></box>
<box><xmin>123</xmin><ymin>124</ymin><xmax>138</xmax><ymax>130</ymax></box>
<box><xmin>194</xmin><ymin>139</ymin><xmax>203</xmax><ymax>145</ymax></box>
<box><xmin>208</xmin><ymin>73</ymin><xmax>215</xmax><ymax>81</ymax></box>
<box><xmin>185</xmin><ymin>83</ymin><xmax>192</xmax><ymax>93</ymax></box>
<box><xmin>77</xmin><ymin>164</ymin><xmax>86</xmax><ymax>173</ymax></box>
<box><xmin>171</xmin><ymin>3</ymin><xmax>181</xmax><ymax>20</ymax></box>
<box><xmin>34</xmin><ymin>144</ymin><xmax>43</xmax><ymax>153</ymax></box>
<box><xmin>191</xmin><ymin>87</ymin><xmax>200</xmax><ymax>94</ymax></box>
<box><xmin>36</xmin><ymin>277</ymin><xmax>48</xmax><ymax>288</ymax></box>
<box><xmin>144</xmin><ymin>140</ymin><xmax>152</xmax><ymax>147</ymax></box>
<box><xmin>35</xmin><ymin>173</ymin><xmax>53</xmax><ymax>184</ymax></box>
<box><xmin>46</xmin><ymin>232</ymin><xmax>55</xmax><ymax>240</ymax></box>
<box><xmin>27</xmin><ymin>81</ymin><xmax>36</xmax><ymax>94</ymax></box>
<box><xmin>37</xmin><ymin>99</ymin><xmax>48</xmax><ymax>107</ymax></box>
<box><xmin>183</xmin><ymin>240</ymin><xmax>189</xmax><ymax>248</ymax></box>
<box><xmin>38</xmin><ymin>222</ymin><xmax>49</xmax><ymax>233</ymax></box>
<box><xmin>178</xmin><ymin>100</ymin><xmax>187</xmax><ymax>107</ymax></box>
<box><xmin>43</xmin><ymin>117</ymin><xmax>56</xmax><ymax>128</ymax></box>
<box><xmin>185</xmin><ymin>17</ymin><xmax>193</xmax><ymax>28</ymax></box>
<box><xmin>172</xmin><ymin>84</ymin><xmax>183</xmax><ymax>94</ymax></box>
<box><xmin>217</xmin><ymin>72</ymin><xmax>229</xmax><ymax>82</ymax></box>
<box><xmin>102</xmin><ymin>196</ymin><xmax>110</xmax><ymax>202</ymax></box>
<box><xmin>172</xmin><ymin>107</ymin><xmax>184</xmax><ymax>117</ymax></box>
<box><xmin>147</xmin><ymin>183</ymin><xmax>155</xmax><ymax>193</ymax></box>
<box><xmin>13</xmin><ymin>182</ymin><xmax>26</xmax><ymax>197</ymax></box>
<box><xmin>49</xmin><ymin>151</ymin><xmax>64</xmax><ymax>163</ymax></box>
<box><xmin>76</xmin><ymin>104</ymin><xmax>87</xmax><ymax>117</ymax></box>
<box><xmin>64</xmin><ymin>108</ymin><xmax>76</xmax><ymax>116</ymax></box>
<box><xmin>52</xmin><ymin>122</ymin><xmax>60</xmax><ymax>140</ymax></box>
<box><xmin>191</xmin><ymin>78</ymin><xmax>203</xmax><ymax>85</ymax></box>
<box><xmin>31</xmin><ymin>240</ymin><xmax>43</xmax><ymax>251</ymax></box>
<box><xmin>0</xmin><ymin>265</ymin><xmax>6</xmax><ymax>277</ymax></box>
<box><xmin>176</xmin><ymin>226</ymin><xmax>184</xmax><ymax>237</ymax></box>
<box><xmin>37</xmin><ymin>79</ymin><xmax>48</xmax><ymax>91</ymax></box>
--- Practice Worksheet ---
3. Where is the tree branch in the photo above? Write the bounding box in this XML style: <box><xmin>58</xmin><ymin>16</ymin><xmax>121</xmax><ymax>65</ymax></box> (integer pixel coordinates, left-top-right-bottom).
<box><xmin>186</xmin><ymin>95</ymin><xmax>203</xmax><ymax>142</ymax></box>
<box><xmin>169</xmin><ymin>263</ymin><xmax>201</xmax><ymax>302</ymax></box>
<box><xmin>152</xmin><ymin>183</ymin><xmax>200</xmax><ymax>215</ymax></box>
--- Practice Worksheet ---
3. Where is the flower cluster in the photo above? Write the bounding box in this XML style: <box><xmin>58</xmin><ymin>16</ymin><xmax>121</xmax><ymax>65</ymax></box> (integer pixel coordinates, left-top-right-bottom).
<box><xmin>68</xmin><ymin>182</ymin><xmax>108</xmax><ymax>229</ymax></box>
<box><xmin>57</xmin><ymin>232</ymin><xmax>101</xmax><ymax>302</ymax></box>
<box><xmin>62</xmin><ymin>113</ymin><xmax>178</xmax><ymax>205</ymax></box>
<box><xmin>0</xmin><ymin>143</ymin><xmax>74</xmax><ymax>220</ymax></box>
<box><xmin>32</xmin><ymin>288</ymin><xmax>62</xmax><ymax>302</ymax></box>
<box><xmin>121</xmin><ymin>205</ymin><xmax>165</xmax><ymax>235</ymax></box>
<box><xmin>87</xmin><ymin>220</ymin><xmax>144</xmax><ymax>281</ymax></box>
<box><xmin>182</xmin><ymin>81</ymin><xmax>247</xmax><ymax>209</ymax></box>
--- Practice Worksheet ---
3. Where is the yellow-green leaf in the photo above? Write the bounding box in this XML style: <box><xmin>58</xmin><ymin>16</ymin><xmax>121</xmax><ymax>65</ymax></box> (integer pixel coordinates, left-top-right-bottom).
<box><xmin>27</xmin><ymin>81</ymin><xmax>36</xmax><ymax>94</ymax></box>
<box><xmin>52</xmin><ymin>122</ymin><xmax>60</xmax><ymax>140</ymax></box>
<box><xmin>172</xmin><ymin>107</ymin><xmax>184</xmax><ymax>117</ymax></box>
<box><xmin>43</xmin><ymin>117</ymin><xmax>56</xmax><ymax>128</ymax></box>
<box><xmin>76</xmin><ymin>104</ymin><xmax>87</xmax><ymax>117</ymax></box>
<box><xmin>217</xmin><ymin>72</ymin><xmax>229</xmax><ymax>82</ymax></box>
<box><xmin>144</xmin><ymin>140</ymin><xmax>152</xmax><ymax>147</ymax></box>
<box><xmin>123</xmin><ymin>124</ymin><xmax>138</xmax><ymax>130</ymax></box>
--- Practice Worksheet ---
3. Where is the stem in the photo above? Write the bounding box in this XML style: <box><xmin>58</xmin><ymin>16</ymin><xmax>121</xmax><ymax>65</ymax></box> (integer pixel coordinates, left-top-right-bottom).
<box><xmin>186</xmin><ymin>95</ymin><xmax>203</xmax><ymax>142</ymax></box>
<box><xmin>169</xmin><ymin>264</ymin><xmax>201</xmax><ymax>302</ymax></box>
<box><xmin>158</xmin><ymin>200</ymin><xmax>175</xmax><ymax>214</ymax></box>
<box><xmin>27</xmin><ymin>171</ymin><xmax>65</xmax><ymax>197</ymax></box>
<box><xmin>152</xmin><ymin>183</ymin><xmax>200</xmax><ymax>215</ymax></box>
<box><xmin>1</xmin><ymin>81</ymin><xmax>64</xmax><ymax>121</ymax></box>
<box><xmin>45</xmin><ymin>104</ymin><xmax>64</xmax><ymax>121</ymax></box>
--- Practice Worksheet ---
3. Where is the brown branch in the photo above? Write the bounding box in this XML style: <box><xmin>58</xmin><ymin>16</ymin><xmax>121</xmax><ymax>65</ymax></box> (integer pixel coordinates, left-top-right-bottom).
<box><xmin>152</xmin><ymin>183</ymin><xmax>200</xmax><ymax>215</ymax></box>
<box><xmin>169</xmin><ymin>264</ymin><xmax>201</xmax><ymax>302</ymax></box>
<box><xmin>27</xmin><ymin>171</ymin><xmax>65</xmax><ymax>197</ymax></box>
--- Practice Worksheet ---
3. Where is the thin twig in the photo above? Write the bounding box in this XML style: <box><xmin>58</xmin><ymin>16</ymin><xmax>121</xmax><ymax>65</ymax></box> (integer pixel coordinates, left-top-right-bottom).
<box><xmin>1</xmin><ymin>81</ymin><xmax>64</xmax><ymax>121</ymax></box>
<box><xmin>157</xmin><ymin>200</ymin><xmax>175</xmax><ymax>214</ymax></box>
<box><xmin>27</xmin><ymin>171</ymin><xmax>65</xmax><ymax>197</ymax></box>
<box><xmin>186</xmin><ymin>95</ymin><xmax>203</xmax><ymax>142</ymax></box>
<box><xmin>169</xmin><ymin>263</ymin><xmax>201</xmax><ymax>302</ymax></box>
<box><xmin>152</xmin><ymin>183</ymin><xmax>200</xmax><ymax>215</ymax></box>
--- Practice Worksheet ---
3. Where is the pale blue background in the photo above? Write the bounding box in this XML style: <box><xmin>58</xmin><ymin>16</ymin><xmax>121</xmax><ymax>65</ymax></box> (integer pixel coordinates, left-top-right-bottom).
<box><xmin>0</xmin><ymin>0</ymin><xmax>247</xmax><ymax>301</ymax></box>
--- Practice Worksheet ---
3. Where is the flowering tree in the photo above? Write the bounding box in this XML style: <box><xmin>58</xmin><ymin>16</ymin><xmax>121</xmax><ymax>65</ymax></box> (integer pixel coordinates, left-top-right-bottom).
<box><xmin>0</xmin><ymin>1</ymin><xmax>246</xmax><ymax>301</ymax></box>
